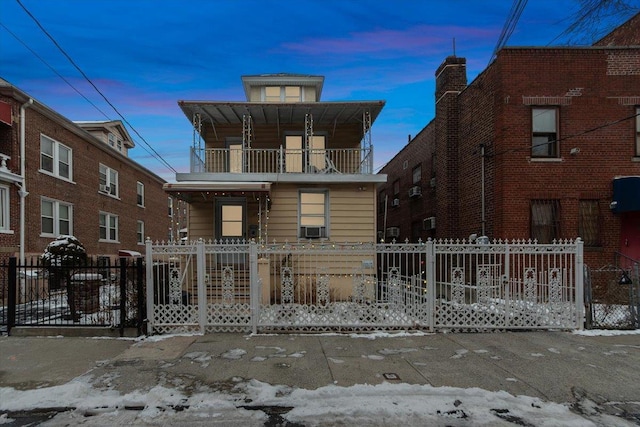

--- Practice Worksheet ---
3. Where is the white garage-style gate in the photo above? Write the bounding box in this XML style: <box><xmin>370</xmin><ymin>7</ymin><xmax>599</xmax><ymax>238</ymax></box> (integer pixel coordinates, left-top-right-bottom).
<box><xmin>145</xmin><ymin>239</ymin><xmax>584</xmax><ymax>334</ymax></box>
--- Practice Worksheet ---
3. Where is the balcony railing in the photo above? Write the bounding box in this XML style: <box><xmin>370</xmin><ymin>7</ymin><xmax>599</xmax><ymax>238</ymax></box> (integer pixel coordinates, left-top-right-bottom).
<box><xmin>191</xmin><ymin>147</ymin><xmax>373</xmax><ymax>175</ymax></box>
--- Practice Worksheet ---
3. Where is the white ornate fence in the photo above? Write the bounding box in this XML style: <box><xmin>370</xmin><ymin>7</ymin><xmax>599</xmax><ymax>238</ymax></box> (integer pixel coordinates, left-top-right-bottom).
<box><xmin>145</xmin><ymin>239</ymin><xmax>584</xmax><ymax>334</ymax></box>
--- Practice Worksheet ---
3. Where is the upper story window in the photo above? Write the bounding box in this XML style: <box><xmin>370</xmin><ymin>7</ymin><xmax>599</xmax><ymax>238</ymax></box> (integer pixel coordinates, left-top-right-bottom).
<box><xmin>41</xmin><ymin>197</ymin><xmax>72</xmax><ymax>237</ymax></box>
<box><xmin>40</xmin><ymin>134</ymin><xmax>72</xmax><ymax>180</ymax></box>
<box><xmin>137</xmin><ymin>181</ymin><xmax>145</xmax><ymax>207</ymax></box>
<box><xmin>99</xmin><ymin>211</ymin><xmax>118</xmax><ymax>242</ymax></box>
<box><xmin>99</xmin><ymin>164</ymin><xmax>118</xmax><ymax>197</ymax></box>
<box><xmin>108</xmin><ymin>133</ymin><xmax>123</xmax><ymax>152</ymax></box>
<box><xmin>412</xmin><ymin>164</ymin><xmax>421</xmax><ymax>184</ymax></box>
<box><xmin>636</xmin><ymin>107</ymin><xmax>640</xmax><ymax>157</ymax></box>
<box><xmin>0</xmin><ymin>185</ymin><xmax>10</xmax><ymax>232</ymax></box>
<box><xmin>168</xmin><ymin>197</ymin><xmax>173</xmax><ymax>217</ymax></box>
<box><xmin>531</xmin><ymin>108</ymin><xmax>558</xmax><ymax>158</ymax></box>
<box><xmin>263</xmin><ymin>86</ymin><xmax>302</xmax><ymax>102</ymax></box>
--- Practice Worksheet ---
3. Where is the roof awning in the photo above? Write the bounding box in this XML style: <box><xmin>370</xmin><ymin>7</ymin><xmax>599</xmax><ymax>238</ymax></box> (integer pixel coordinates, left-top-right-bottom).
<box><xmin>118</xmin><ymin>250</ymin><xmax>142</xmax><ymax>257</ymax></box>
<box><xmin>611</xmin><ymin>176</ymin><xmax>640</xmax><ymax>213</ymax></box>
<box><xmin>164</xmin><ymin>181</ymin><xmax>271</xmax><ymax>192</ymax></box>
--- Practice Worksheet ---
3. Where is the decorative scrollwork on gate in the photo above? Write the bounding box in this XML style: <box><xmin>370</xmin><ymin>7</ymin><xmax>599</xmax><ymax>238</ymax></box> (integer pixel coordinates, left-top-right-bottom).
<box><xmin>477</xmin><ymin>266</ymin><xmax>491</xmax><ymax>304</ymax></box>
<box><xmin>524</xmin><ymin>267</ymin><xmax>537</xmax><ymax>303</ymax></box>
<box><xmin>548</xmin><ymin>268</ymin><xmax>562</xmax><ymax>303</ymax></box>
<box><xmin>316</xmin><ymin>268</ymin><xmax>330</xmax><ymax>306</ymax></box>
<box><xmin>169</xmin><ymin>267</ymin><xmax>183</xmax><ymax>304</ymax></box>
<box><xmin>388</xmin><ymin>267</ymin><xmax>403</xmax><ymax>306</ymax></box>
<box><xmin>281</xmin><ymin>267</ymin><xmax>294</xmax><ymax>304</ymax></box>
<box><xmin>222</xmin><ymin>266</ymin><xmax>234</xmax><ymax>305</ymax></box>
<box><xmin>451</xmin><ymin>267</ymin><xmax>465</xmax><ymax>304</ymax></box>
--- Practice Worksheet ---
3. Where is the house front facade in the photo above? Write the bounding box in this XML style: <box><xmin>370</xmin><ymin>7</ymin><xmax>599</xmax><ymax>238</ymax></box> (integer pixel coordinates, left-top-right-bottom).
<box><xmin>0</xmin><ymin>79</ymin><xmax>171</xmax><ymax>260</ymax></box>
<box><xmin>377</xmin><ymin>13</ymin><xmax>640</xmax><ymax>269</ymax></box>
<box><xmin>165</xmin><ymin>74</ymin><xmax>386</xmax><ymax>244</ymax></box>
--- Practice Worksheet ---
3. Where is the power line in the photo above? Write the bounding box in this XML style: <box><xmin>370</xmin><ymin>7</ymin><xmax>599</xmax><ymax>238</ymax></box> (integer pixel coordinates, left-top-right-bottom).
<box><xmin>489</xmin><ymin>0</ymin><xmax>528</xmax><ymax>65</ymax></box>
<box><xmin>15</xmin><ymin>0</ymin><xmax>178</xmax><ymax>174</ymax></box>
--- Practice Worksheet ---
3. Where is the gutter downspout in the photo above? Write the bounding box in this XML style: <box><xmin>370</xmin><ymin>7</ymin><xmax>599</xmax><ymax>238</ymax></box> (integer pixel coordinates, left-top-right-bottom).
<box><xmin>19</xmin><ymin>98</ymin><xmax>33</xmax><ymax>263</ymax></box>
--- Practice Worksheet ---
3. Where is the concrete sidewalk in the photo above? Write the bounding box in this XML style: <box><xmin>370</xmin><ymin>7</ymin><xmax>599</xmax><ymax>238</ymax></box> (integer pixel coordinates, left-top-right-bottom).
<box><xmin>1</xmin><ymin>330</ymin><xmax>640</xmax><ymax>421</ymax></box>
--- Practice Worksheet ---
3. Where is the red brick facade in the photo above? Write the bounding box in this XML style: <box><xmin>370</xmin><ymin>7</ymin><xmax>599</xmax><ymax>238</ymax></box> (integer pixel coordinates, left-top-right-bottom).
<box><xmin>378</xmin><ymin>15</ymin><xmax>640</xmax><ymax>268</ymax></box>
<box><xmin>0</xmin><ymin>82</ymin><xmax>172</xmax><ymax>259</ymax></box>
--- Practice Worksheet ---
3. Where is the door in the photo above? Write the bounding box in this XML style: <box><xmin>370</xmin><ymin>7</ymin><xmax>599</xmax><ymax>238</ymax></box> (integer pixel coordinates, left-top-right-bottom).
<box><xmin>228</xmin><ymin>141</ymin><xmax>243</xmax><ymax>173</ymax></box>
<box><xmin>285</xmin><ymin>135</ymin><xmax>303</xmax><ymax>172</ymax></box>
<box><xmin>620</xmin><ymin>212</ymin><xmax>640</xmax><ymax>262</ymax></box>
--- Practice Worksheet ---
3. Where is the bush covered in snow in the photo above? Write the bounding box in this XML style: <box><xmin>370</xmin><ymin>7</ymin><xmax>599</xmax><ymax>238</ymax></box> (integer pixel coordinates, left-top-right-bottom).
<box><xmin>41</xmin><ymin>235</ymin><xmax>87</xmax><ymax>266</ymax></box>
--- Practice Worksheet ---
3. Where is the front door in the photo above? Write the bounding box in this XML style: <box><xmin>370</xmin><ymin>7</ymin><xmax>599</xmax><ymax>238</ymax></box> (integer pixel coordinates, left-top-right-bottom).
<box><xmin>620</xmin><ymin>212</ymin><xmax>640</xmax><ymax>262</ymax></box>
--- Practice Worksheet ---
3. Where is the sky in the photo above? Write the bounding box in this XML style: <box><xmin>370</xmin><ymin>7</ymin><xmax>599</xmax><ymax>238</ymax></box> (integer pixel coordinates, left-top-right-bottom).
<box><xmin>1</xmin><ymin>0</ymin><xmax>638</xmax><ymax>181</ymax></box>
<box><xmin>1</xmin><ymin>330</ymin><xmax>639</xmax><ymax>426</ymax></box>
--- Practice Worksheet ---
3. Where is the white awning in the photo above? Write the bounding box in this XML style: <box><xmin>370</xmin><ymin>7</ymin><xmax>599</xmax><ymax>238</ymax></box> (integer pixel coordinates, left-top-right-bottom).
<box><xmin>163</xmin><ymin>181</ymin><xmax>271</xmax><ymax>192</ymax></box>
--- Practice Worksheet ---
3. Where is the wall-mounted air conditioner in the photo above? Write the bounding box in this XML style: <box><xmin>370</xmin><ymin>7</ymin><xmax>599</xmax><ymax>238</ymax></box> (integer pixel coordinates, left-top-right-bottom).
<box><xmin>303</xmin><ymin>226</ymin><xmax>324</xmax><ymax>238</ymax></box>
<box><xmin>391</xmin><ymin>198</ymin><xmax>400</xmax><ymax>207</ymax></box>
<box><xmin>423</xmin><ymin>217</ymin><xmax>436</xmax><ymax>230</ymax></box>
<box><xmin>387</xmin><ymin>227</ymin><xmax>400</xmax><ymax>238</ymax></box>
<box><xmin>408</xmin><ymin>186</ymin><xmax>422</xmax><ymax>198</ymax></box>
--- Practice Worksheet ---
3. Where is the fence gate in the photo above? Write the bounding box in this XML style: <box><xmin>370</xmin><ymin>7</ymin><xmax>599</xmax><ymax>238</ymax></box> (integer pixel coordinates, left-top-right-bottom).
<box><xmin>585</xmin><ymin>263</ymin><xmax>640</xmax><ymax>330</ymax></box>
<box><xmin>146</xmin><ymin>239</ymin><xmax>584</xmax><ymax>334</ymax></box>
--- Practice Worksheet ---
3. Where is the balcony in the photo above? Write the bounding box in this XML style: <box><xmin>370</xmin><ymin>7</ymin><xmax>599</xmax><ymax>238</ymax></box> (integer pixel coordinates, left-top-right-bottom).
<box><xmin>191</xmin><ymin>147</ymin><xmax>373</xmax><ymax>175</ymax></box>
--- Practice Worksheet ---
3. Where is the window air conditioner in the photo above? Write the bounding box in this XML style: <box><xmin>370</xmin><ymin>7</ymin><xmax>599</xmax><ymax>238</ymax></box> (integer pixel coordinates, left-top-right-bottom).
<box><xmin>387</xmin><ymin>227</ymin><xmax>400</xmax><ymax>238</ymax></box>
<box><xmin>408</xmin><ymin>186</ymin><xmax>422</xmax><ymax>198</ymax></box>
<box><xmin>303</xmin><ymin>226</ymin><xmax>323</xmax><ymax>238</ymax></box>
<box><xmin>391</xmin><ymin>198</ymin><xmax>400</xmax><ymax>207</ymax></box>
<box><xmin>99</xmin><ymin>184</ymin><xmax>109</xmax><ymax>193</ymax></box>
<box><xmin>423</xmin><ymin>217</ymin><xmax>436</xmax><ymax>230</ymax></box>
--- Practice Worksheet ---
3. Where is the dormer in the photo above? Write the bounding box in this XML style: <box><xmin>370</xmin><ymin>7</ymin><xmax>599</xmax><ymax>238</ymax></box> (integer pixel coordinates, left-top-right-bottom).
<box><xmin>75</xmin><ymin>120</ymin><xmax>134</xmax><ymax>157</ymax></box>
<box><xmin>241</xmin><ymin>74</ymin><xmax>324</xmax><ymax>102</ymax></box>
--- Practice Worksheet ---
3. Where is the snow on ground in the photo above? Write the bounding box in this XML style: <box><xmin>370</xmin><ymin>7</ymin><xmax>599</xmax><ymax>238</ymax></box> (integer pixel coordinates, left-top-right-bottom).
<box><xmin>2</xmin><ymin>329</ymin><xmax>637</xmax><ymax>425</ymax></box>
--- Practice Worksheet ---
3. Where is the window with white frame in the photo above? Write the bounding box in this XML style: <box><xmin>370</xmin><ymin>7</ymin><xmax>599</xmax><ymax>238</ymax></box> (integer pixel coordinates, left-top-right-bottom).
<box><xmin>41</xmin><ymin>198</ymin><xmax>72</xmax><ymax>236</ymax></box>
<box><xmin>299</xmin><ymin>190</ymin><xmax>328</xmax><ymax>238</ymax></box>
<box><xmin>99</xmin><ymin>164</ymin><xmax>118</xmax><ymax>197</ymax></box>
<box><xmin>137</xmin><ymin>220</ymin><xmax>144</xmax><ymax>244</ymax></box>
<box><xmin>636</xmin><ymin>107</ymin><xmax>640</xmax><ymax>156</ymax></box>
<box><xmin>99</xmin><ymin>212</ymin><xmax>118</xmax><ymax>242</ymax></box>
<box><xmin>137</xmin><ymin>181</ymin><xmax>144</xmax><ymax>207</ymax></box>
<box><xmin>0</xmin><ymin>185</ymin><xmax>9</xmax><ymax>232</ymax></box>
<box><xmin>531</xmin><ymin>108</ymin><xmax>558</xmax><ymax>158</ymax></box>
<box><xmin>263</xmin><ymin>86</ymin><xmax>302</xmax><ymax>102</ymax></box>
<box><xmin>40</xmin><ymin>134</ymin><xmax>72</xmax><ymax>180</ymax></box>
<box><xmin>108</xmin><ymin>133</ymin><xmax>116</xmax><ymax>147</ymax></box>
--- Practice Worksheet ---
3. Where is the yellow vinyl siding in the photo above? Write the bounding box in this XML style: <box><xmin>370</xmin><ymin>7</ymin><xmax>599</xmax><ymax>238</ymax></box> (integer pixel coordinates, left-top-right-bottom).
<box><xmin>187</xmin><ymin>201</ymin><xmax>214</xmax><ymax>241</ymax></box>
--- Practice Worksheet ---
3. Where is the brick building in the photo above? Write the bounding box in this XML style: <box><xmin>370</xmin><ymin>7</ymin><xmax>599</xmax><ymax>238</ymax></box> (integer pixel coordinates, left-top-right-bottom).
<box><xmin>0</xmin><ymin>79</ymin><xmax>172</xmax><ymax>260</ymax></box>
<box><xmin>378</xmin><ymin>13</ymin><xmax>640</xmax><ymax>268</ymax></box>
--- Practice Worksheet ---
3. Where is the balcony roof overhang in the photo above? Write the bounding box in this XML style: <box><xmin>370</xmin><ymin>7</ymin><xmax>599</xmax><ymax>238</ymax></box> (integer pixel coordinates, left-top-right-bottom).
<box><xmin>177</xmin><ymin>100</ymin><xmax>385</xmax><ymax>127</ymax></box>
<box><xmin>164</xmin><ymin>181</ymin><xmax>271</xmax><ymax>202</ymax></box>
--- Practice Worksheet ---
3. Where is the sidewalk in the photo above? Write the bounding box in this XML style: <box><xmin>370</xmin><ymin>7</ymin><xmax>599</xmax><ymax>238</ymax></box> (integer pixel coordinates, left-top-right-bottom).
<box><xmin>1</xmin><ymin>330</ymin><xmax>639</xmax><ymax>425</ymax></box>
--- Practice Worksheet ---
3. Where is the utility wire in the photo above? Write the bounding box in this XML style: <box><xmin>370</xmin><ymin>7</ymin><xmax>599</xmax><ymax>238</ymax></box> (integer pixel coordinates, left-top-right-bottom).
<box><xmin>15</xmin><ymin>0</ymin><xmax>178</xmax><ymax>174</ymax></box>
<box><xmin>0</xmin><ymin>22</ymin><xmax>112</xmax><ymax>121</ymax></box>
<box><xmin>489</xmin><ymin>0</ymin><xmax>528</xmax><ymax>64</ymax></box>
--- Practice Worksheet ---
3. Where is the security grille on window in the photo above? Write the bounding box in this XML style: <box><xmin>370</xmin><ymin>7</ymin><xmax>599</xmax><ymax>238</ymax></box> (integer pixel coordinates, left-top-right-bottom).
<box><xmin>578</xmin><ymin>200</ymin><xmax>600</xmax><ymax>247</ymax></box>
<box><xmin>531</xmin><ymin>108</ymin><xmax>558</xmax><ymax>157</ymax></box>
<box><xmin>99</xmin><ymin>212</ymin><xmax>118</xmax><ymax>242</ymax></box>
<box><xmin>530</xmin><ymin>199</ymin><xmax>560</xmax><ymax>243</ymax></box>
<box><xmin>99</xmin><ymin>164</ymin><xmax>118</xmax><ymax>196</ymax></box>
<box><xmin>299</xmin><ymin>191</ymin><xmax>327</xmax><ymax>238</ymax></box>
<box><xmin>40</xmin><ymin>135</ymin><xmax>72</xmax><ymax>180</ymax></box>
<box><xmin>41</xmin><ymin>198</ymin><xmax>72</xmax><ymax>236</ymax></box>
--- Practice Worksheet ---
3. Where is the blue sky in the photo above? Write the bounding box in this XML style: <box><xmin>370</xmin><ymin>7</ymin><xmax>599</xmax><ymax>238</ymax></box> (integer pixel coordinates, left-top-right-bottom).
<box><xmin>1</xmin><ymin>0</ymin><xmax>637</xmax><ymax>181</ymax></box>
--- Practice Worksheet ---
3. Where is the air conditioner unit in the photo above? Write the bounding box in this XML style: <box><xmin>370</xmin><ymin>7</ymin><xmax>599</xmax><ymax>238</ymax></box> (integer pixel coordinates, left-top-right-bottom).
<box><xmin>99</xmin><ymin>184</ymin><xmax>109</xmax><ymax>193</ymax></box>
<box><xmin>391</xmin><ymin>198</ymin><xmax>400</xmax><ymax>207</ymax></box>
<box><xmin>408</xmin><ymin>186</ymin><xmax>422</xmax><ymax>198</ymax></box>
<box><xmin>303</xmin><ymin>226</ymin><xmax>324</xmax><ymax>238</ymax></box>
<box><xmin>430</xmin><ymin>178</ymin><xmax>436</xmax><ymax>188</ymax></box>
<box><xmin>387</xmin><ymin>227</ymin><xmax>400</xmax><ymax>238</ymax></box>
<box><xmin>423</xmin><ymin>217</ymin><xmax>436</xmax><ymax>230</ymax></box>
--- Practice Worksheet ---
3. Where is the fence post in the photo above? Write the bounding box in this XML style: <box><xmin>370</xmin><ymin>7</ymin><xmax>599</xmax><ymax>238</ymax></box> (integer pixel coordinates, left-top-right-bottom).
<box><xmin>249</xmin><ymin>240</ymin><xmax>259</xmax><ymax>334</ymax></box>
<box><xmin>145</xmin><ymin>238</ymin><xmax>154</xmax><ymax>335</ymax></box>
<box><xmin>7</xmin><ymin>257</ymin><xmax>17</xmax><ymax>335</ymax></box>
<box><xmin>575</xmin><ymin>238</ymin><xmax>585</xmax><ymax>330</ymax></box>
<box><xmin>119</xmin><ymin>257</ymin><xmax>127</xmax><ymax>337</ymax></box>
<box><xmin>196</xmin><ymin>239</ymin><xmax>206</xmax><ymax>334</ymax></box>
<box><xmin>504</xmin><ymin>241</ymin><xmax>511</xmax><ymax>328</ymax></box>
<box><xmin>426</xmin><ymin>239</ymin><xmax>435</xmax><ymax>331</ymax></box>
<box><xmin>136</xmin><ymin>257</ymin><xmax>144</xmax><ymax>336</ymax></box>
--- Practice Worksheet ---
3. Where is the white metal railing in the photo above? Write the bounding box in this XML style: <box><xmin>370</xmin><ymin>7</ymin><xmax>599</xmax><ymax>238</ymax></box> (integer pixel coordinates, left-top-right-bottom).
<box><xmin>192</xmin><ymin>147</ymin><xmax>372</xmax><ymax>174</ymax></box>
<box><xmin>145</xmin><ymin>238</ymin><xmax>584</xmax><ymax>334</ymax></box>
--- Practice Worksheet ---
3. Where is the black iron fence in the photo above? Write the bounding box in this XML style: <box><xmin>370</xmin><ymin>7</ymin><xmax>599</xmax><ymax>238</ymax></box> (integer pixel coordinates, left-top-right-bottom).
<box><xmin>0</xmin><ymin>256</ymin><xmax>145</xmax><ymax>336</ymax></box>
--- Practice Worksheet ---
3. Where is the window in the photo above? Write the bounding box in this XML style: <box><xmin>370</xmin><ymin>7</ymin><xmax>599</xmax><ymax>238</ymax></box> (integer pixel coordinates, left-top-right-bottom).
<box><xmin>108</xmin><ymin>133</ymin><xmax>116</xmax><ymax>147</ymax></box>
<box><xmin>412</xmin><ymin>164</ymin><xmax>421</xmax><ymax>184</ymax></box>
<box><xmin>137</xmin><ymin>181</ymin><xmax>144</xmax><ymax>207</ymax></box>
<box><xmin>137</xmin><ymin>220</ymin><xmax>144</xmax><ymax>244</ymax></box>
<box><xmin>532</xmin><ymin>108</ymin><xmax>558</xmax><ymax>157</ymax></box>
<box><xmin>264</xmin><ymin>86</ymin><xmax>281</xmax><ymax>102</ymax></box>
<box><xmin>40</xmin><ymin>135</ymin><xmax>72</xmax><ymax>180</ymax></box>
<box><xmin>41</xmin><ymin>198</ymin><xmax>72</xmax><ymax>236</ymax></box>
<box><xmin>579</xmin><ymin>200</ymin><xmax>600</xmax><ymax>247</ymax></box>
<box><xmin>636</xmin><ymin>107</ymin><xmax>640</xmax><ymax>156</ymax></box>
<box><xmin>299</xmin><ymin>191</ymin><xmax>327</xmax><ymax>238</ymax></box>
<box><xmin>99</xmin><ymin>212</ymin><xmax>118</xmax><ymax>242</ymax></box>
<box><xmin>264</xmin><ymin>86</ymin><xmax>302</xmax><ymax>102</ymax></box>
<box><xmin>530</xmin><ymin>200</ymin><xmax>560</xmax><ymax>243</ymax></box>
<box><xmin>0</xmin><ymin>185</ymin><xmax>9</xmax><ymax>232</ymax></box>
<box><xmin>99</xmin><ymin>164</ymin><xmax>118</xmax><ymax>197</ymax></box>
<box><xmin>168</xmin><ymin>197</ymin><xmax>173</xmax><ymax>217</ymax></box>
<box><xmin>393</xmin><ymin>180</ymin><xmax>400</xmax><ymax>196</ymax></box>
